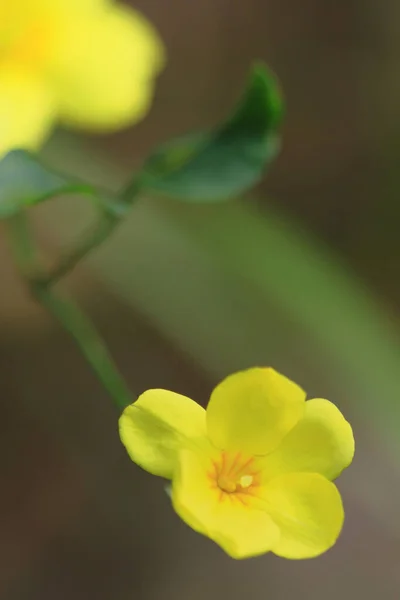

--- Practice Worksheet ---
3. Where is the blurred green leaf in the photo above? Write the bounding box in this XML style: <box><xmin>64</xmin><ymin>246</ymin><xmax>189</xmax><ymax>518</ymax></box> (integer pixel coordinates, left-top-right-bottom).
<box><xmin>139</xmin><ymin>63</ymin><xmax>283</xmax><ymax>202</ymax></box>
<box><xmin>0</xmin><ymin>150</ymin><xmax>92</xmax><ymax>219</ymax></box>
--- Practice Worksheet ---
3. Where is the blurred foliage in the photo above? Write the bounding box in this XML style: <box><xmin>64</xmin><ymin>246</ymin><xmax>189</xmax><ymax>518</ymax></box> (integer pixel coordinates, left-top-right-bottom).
<box><xmin>0</xmin><ymin>64</ymin><xmax>282</xmax><ymax>222</ymax></box>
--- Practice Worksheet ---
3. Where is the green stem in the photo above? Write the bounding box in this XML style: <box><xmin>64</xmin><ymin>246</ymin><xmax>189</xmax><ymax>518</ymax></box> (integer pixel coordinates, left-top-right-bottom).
<box><xmin>6</xmin><ymin>168</ymin><xmax>146</xmax><ymax>412</ymax></box>
<box><xmin>38</xmin><ymin>176</ymin><xmax>142</xmax><ymax>286</ymax></box>
<box><xmin>8</xmin><ymin>212</ymin><xmax>42</xmax><ymax>277</ymax></box>
<box><xmin>119</xmin><ymin>172</ymin><xmax>146</xmax><ymax>204</ymax></box>
<box><xmin>32</xmin><ymin>283</ymin><xmax>132</xmax><ymax>410</ymax></box>
<box><xmin>7</xmin><ymin>213</ymin><xmax>132</xmax><ymax>411</ymax></box>
<box><xmin>39</xmin><ymin>211</ymin><xmax>119</xmax><ymax>285</ymax></box>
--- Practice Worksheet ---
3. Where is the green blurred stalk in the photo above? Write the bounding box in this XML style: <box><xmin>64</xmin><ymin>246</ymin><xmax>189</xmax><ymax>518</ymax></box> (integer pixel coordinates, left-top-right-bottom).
<box><xmin>32</xmin><ymin>284</ymin><xmax>132</xmax><ymax>410</ymax></box>
<box><xmin>7</xmin><ymin>213</ymin><xmax>132</xmax><ymax>411</ymax></box>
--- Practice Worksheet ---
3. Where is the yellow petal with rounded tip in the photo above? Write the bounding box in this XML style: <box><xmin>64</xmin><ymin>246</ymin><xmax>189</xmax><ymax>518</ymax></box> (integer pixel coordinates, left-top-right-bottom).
<box><xmin>52</xmin><ymin>4</ymin><xmax>164</xmax><ymax>130</ymax></box>
<box><xmin>119</xmin><ymin>390</ymin><xmax>206</xmax><ymax>479</ymax></box>
<box><xmin>0</xmin><ymin>71</ymin><xmax>55</xmax><ymax>157</ymax></box>
<box><xmin>206</xmin><ymin>368</ymin><xmax>306</xmax><ymax>455</ymax></box>
<box><xmin>264</xmin><ymin>472</ymin><xmax>344</xmax><ymax>559</ymax></box>
<box><xmin>260</xmin><ymin>399</ymin><xmax>354</xmax><ymax>481</ymax></box>
<box><xmin>172</xmin><ymin>443</ymin><xmax>280</xmax><ymax>559</ymax></box>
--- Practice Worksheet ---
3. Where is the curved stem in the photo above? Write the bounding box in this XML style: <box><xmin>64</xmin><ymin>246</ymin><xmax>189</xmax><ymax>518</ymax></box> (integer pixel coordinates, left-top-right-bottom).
<box><xmin>39</xmin><ymin>211</ymin><xmax>119</xmax><ymax>285</ymax></box>
<box><xmin>7</xmin><ymin>213</ymin><xmax>132</xmax><ymax>411</ymax></box>
<box><xmin>38</xmin><ymin>174</ymin><xmax>142</xmax><ymax>287</ymax></box>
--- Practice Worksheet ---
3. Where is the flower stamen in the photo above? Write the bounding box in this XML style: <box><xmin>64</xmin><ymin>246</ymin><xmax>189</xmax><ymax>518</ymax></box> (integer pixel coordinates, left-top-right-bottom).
<box><xmin>238</xmin><ymin>475</ymin><xmax>253</xmax><ymax>489</ymax></box>
<box><xmin>217</xmin><ymin>475</ymin><xmax>237</xmax><ymax>493</ymax></box>
<box><xmin>215</xmin><ymin>453</ymin><xmax>257</xmax><ymax>495</ymax></box>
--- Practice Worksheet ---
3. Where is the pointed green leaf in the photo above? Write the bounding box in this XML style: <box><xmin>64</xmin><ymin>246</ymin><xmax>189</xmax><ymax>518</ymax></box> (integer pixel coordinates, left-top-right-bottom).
<box><xmin>139</xmin><ymin>63</ymin><xmax>284</xmax><ymax>202</ymax></box>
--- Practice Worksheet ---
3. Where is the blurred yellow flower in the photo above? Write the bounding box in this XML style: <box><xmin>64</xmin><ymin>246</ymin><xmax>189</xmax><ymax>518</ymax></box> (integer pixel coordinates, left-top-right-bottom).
<box><xmin>0</xmin><ymin>0</ymin><xmax>164</xmax><ymax>156</ymax></box>
<box><xmin>119</xmin><ymin>367</ymin><xmax>354</xmax><ymax>560</ymax></box>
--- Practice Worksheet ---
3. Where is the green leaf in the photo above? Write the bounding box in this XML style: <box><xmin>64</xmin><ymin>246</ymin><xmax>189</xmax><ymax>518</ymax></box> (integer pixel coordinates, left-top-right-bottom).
<box><xmin>139</xmin><ymin>63</ymin><xmax>283</xmax><ymax>202</ymax></box>
<box><xmin>0</xmin><ymin>150</ymin><xmax>93</xmax><ymax>219</ymax></box>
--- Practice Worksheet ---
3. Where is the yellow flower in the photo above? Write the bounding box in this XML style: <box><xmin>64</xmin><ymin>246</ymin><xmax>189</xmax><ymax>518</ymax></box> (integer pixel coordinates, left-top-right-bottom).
<box><xmin>119</xmin><ymin>368</ymin><xmax>354</xmax><ymax>560</ymax></box>
<box><xmin>0</xmin><ymin>0</ymin><xmax>164</xmax><ymax>156</ymax></box>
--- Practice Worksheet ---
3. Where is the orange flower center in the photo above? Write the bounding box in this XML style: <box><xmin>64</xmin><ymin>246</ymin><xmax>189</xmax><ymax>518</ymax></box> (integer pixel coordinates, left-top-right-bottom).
<box><xmin>208</xmin><ymin>451</ymin><xmax>261</xmax><ymax>502</ymax></box>
<box><xmin>218</xmin><ymin>473</ymin><xmax>254</xmax><ymax>493</ymax></box>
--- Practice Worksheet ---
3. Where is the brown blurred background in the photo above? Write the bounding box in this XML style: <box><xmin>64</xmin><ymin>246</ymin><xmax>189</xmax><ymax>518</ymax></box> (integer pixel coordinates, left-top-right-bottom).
<box><xmin>1</xmin><ymin>0</ymin><xmax>400</xmax><ymax>598</ymax></box>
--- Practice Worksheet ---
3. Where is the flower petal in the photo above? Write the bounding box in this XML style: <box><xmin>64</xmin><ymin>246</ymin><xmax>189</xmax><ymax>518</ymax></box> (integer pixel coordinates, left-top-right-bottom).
<box><xmin>206</xmin><ymin>368</ymin><xmax>306</xmax><ymax>455</ymax></box>
<box><xmin>119</xmin><ymin>390</ymin><xmax>206</xmax><ymax>479</ymax></box>
<box><xmin>52</xmin><ymin>5</ymin><xmax>164</xmax><ymax>130</ymax></box>
<box><xmin>260</xmin><ymin>399</ymin><xmax>355</xmax><ymax>481</ymax></box>
<box><xmin>172</xmin><ymin>444</ymin><xmax>280</xmax><ymax>559</ymax></box>
<box><xmin>264</xmin><ymin>472</ymin><xmax>344</xmax><ymax>559</ymax></box>
<box><xmin>0</xmin><ymin>70</ymin><xmax>55</xmax><ymax>156</ymax></box>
